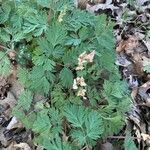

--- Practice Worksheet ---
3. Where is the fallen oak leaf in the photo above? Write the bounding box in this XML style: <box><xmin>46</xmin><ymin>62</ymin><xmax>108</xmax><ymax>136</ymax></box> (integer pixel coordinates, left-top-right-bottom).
<box><xmin>86</xmin><ymin>0</ymin><xmax>119</xmax><ymax>13</ymax></box>
<box><xmin>124</xmin><ymin>36</ymin><xmax>139</xmax><ymax>54</ymax></box>
<box><xmin>141</xmin><ymin>133</ymin><xmax>150</xmax><ymax>144</ymax></box>
<box><xmin>115</xmin><ymin>54</ymin><xmax>131</xmax><ymax>67</ymax></box>
<box><xmin>116</xmin><ymin>40</ymin><xmax>126</xmax><ymax>52</ymax></box>
<box><xmin>116</xmin><ymin>36</ymin><xmax>139</xmax><ymax>53</ymax></box>
<box><xmin>138</xmin><ymin>81</ymin><xmax>150</xmax><ymax>102</ymax></box>
<box><xmin>6</xmin><ymin>117</ymin><xmax>18</xmax><ymax>130</ymax></box>
<box><xmin>14</xmin><ymin>143</ymin><xmax>32</xmax><ymax>150</ymax></box>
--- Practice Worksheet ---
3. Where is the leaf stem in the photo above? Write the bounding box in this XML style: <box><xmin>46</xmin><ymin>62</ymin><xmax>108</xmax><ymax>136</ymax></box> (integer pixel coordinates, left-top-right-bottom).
<box><xmin>0</xmin><ymin>44</ymin><xmax>10</xmax><ymax>51</ymax></box>
<box><xmin>107</xmin><ymin>135</ymin><xmax>142</xmax><ymax>140</ymax></box>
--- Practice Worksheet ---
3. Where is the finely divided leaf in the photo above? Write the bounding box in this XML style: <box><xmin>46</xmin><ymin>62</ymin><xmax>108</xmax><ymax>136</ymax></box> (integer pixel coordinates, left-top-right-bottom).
<box><xmin>64</xmin><ymin>105</ymin><xmax>87</xmax><ymax>128</ymax></box>
<box><xmin>59</xmin><ymin>67</ymin><xmax>73</xmax><ymax>88</ymax></box>
<box><xmin>0</xmin><ymin>51</ymin><xmax>11</xmax><ymax>76</ymax></box>
<box><xmin>0</xmin><ymin>3</ymin><xmax>11</xmax><ymax>24</ymax></box>
<box><xmin>33</xmin><ymin>110</ymin><xmax>51</xmax><ymax>133</ymax></box>
<box><xmin>37</xmin><ymin>0</ymin><xmax>50</xmax><ymax>8</ymax></box>
<box><xmin>17</xmin><ymin>67</ymin><xmax>30</xmax><ymax>87</ymax></box>
<box><xmin>65</xmin><ymin>104</ymin><xmax>103</xmax><ymax>146</ymax></box>
<box><xmin>47</xmin><ymin>23</ymin><xmax>67</xmax><ymax>47</ymax></box>
<box><xmin>71</xmin><ymin>129</ymin><xmax>86</xmax><ymax>146</ymax></box>
<box><xmin>85</xmin><ymin>111</ymin><xmax>103</xmax><ymax>140</ymax></box>
<box><xmin>124</xmin><ymin>133</ymin><xmax>138</xmax><ymax>150</ymax></box>
<box><xmin>18</xmin><ymin>90</ymin><xmax>33</xmax><ymax>111</ymax></box>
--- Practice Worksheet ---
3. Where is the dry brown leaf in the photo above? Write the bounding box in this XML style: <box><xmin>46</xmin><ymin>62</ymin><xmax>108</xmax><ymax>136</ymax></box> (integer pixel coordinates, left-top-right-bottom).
<box><xmin>141</xmin><ymin>133</ymin><xmax>150</xmax><ymax>144</ymax></box>
<box><xmin>2</xmin><ymin>142</ymin><xmax>16</xmax><ymax>150</ymax></box>
<box><xmin>143</xmin><ymin>39</ymin><xmax>150</xmax><ymax>52</ymax></box>
<box><xmin>125</xmin><ymin>36</ymin><xmax>139</xmax><ymax>54</ymax></box>
<box><xmin>14</xmin><ymin>143</ymin><xmax>32</xmax><ymax>150</ymax></box>
<box><xmin>136</xmin><ymin>0</ymin><xmax>149</xmax><ymax>6</ymax></box>
<box><xmin>134</xmin><ymin>126</ymin><xmax>142</xmax><ymax>143</ymax></box>
<box><xmin>131</xmin><ymin>88</ymin><xmax>138</xmax><ymax>101</ymax></box>
<box><xmin>115</xmin><ymin>55</ymin><xmax>131</xmax><ymax>67</ymax></box>
<box><xmin>116</xmin><ymin>36</ymin><xmax>139</xmax><ymax>53</ymax></box>
<box><xmin>76</xmin><ymin>0</ymin><xmax>105</xmax><ymax>8</ymax></box>
<box><xmin>116</xmin><ymin>40</ymin><xmax>126</xmax><ymax>52</ymax></box>
<box><xmin>86</xmin><ymin>2</ymin><xmax>118</xmax><ymax>13</ymax></box>
<box><xmin>36</xmin><ymin>145</ymin><xmax>44</xmax><ymax>150</ymax></box>
<box><xmin>139</xmin><ymin>81</ymin><xmax>150</xmax><ymax>101</ymax></box>
<box><xmin>6</xmin><ymin>116</ymin><xmax>23</xmax><ymax>130</ymax></box>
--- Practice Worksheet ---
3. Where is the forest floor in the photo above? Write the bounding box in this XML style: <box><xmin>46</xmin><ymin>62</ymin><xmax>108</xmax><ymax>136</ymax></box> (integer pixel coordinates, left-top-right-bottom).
<box><xmin>0</xmin><ymin>0</ymin><xmax>150</xmax><ymax>150</ymax></box>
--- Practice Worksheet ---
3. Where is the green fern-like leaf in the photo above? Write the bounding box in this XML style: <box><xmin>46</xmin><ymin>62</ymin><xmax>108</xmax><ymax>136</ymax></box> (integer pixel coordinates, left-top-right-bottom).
<box><xmin>64</xmin><ymin>105</ymin><xmax>103</xmax><ymax>147</ymax></box>
<box><xmin>51</xmin><ymin>85</ymin><xmax>66</xmax><ymax>108</ymax></box>
<box><xmin>0</xmin><ymin>51</ymin><xmax>11</xmax><ymax>76</ymax></box>
<box><xmin>17</xmin><ymin>67</ymin><xmax>30</xmax><ymax>87</ymax></box>
<box><xmin>64</xmin><ymin>105</ymin><xmax>88</xmax><ymax>128</ymax></box>
<box><xmin>43</xmin><ymin>135</ymin><xmax>73</xmax><ymax>150</ymax></box>
<box><xmin>37</xmin><ymin>0</ymin><xmax>74</xmax><ymax>12</ymax></box>
<box><xmin>23</xmin><ymin>12</ymin><xmax>48</xmax><ymax>36</ymax></box>
<box><xmin>47</xmin><ymin>22</ymin><xmax>67</xmax><ymax>47</ymax></box>
<box><xmin>144</xmin><ymin>64</ymin><xmax>150</xmax><ymax>73</ymax></box>
<box><xmin>0</xmin><ymin>2</ymin><xmax>11</xmax><ymax>24</ymax></box>
<box><xmin>33</xmin><ymin>109</ymin><xmax>51</xmax><ymax>133</ymax></box>
<box><xmin>59</xmin><ymin>67</ymin><xmax>73</xmax><ymax>88</ymax></box>
<box><xmin>102</xmin><ymin>115</ymin><xmax>124</xmax><ymax>136</ymax></box>
<box><xmin>48</xmin><ymin>108</ymin><xmax>63</xmax><ymax>135</ymax></box>
<box><xmin>85</xmin><ymin>111</ymin><xmax>103</xmax><ymax>140</ymax></box>
<box><xmin>29</xmin><ymin>66</ymin><xmax>51</xmax><ymax>94</ymax></box>
<box><xmin>64</xmin><ymin>9</ymin><xmax>94</xmax><ymax>31</ymax></box>
<box><xmin>18</xmin><ymin>90</ymin><xmax>33</xmax><ymax>111</ymax></box>
<box><xmin>124</xmin><ymin>133</ymin><xmax>138</xmax><ymax>150</ymax></box>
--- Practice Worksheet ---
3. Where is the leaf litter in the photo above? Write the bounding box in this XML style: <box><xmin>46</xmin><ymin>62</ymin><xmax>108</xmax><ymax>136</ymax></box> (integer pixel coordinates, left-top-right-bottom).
<box><xmin>76</xmin><ymin>0</ymin><xmax>150</xmax><ymax>149</ymax></box>
<box><xmin>0</xmin><ymin>0</ymin><xmax>150</xmax><ymax>149</ymax></box>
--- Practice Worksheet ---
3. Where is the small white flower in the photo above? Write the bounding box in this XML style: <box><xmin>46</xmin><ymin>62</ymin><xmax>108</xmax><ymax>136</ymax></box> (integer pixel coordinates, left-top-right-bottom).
<box><xmin>73</xmin><ymin>79</ymin><xmax>78</xmax><ymax>90</ymax></box>
<box><xmin>77</xmin><ymin>88</ymin><xmax>86</xmax><ymax>97</ymax></box>
<box><xmin>76</xmin><ymin>77</ymin><xmax>86</xmax><ymax>87</ymax></box>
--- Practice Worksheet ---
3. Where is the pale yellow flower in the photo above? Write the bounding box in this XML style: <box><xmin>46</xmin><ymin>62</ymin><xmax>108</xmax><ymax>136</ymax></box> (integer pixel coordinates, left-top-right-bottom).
<box><xmin>58</xmin><ymin>11</ymin><xmax>66</xmax><ymax>22</ymax></box>
<box><xmin>77</xmin><ymin>88</ymin><xmax>86</xmax><ymax>97</ymax></box>
<box><xmin>76</xmin><ymin>77</ymin><xmax>86</xmax><ymax>87</ymax></box>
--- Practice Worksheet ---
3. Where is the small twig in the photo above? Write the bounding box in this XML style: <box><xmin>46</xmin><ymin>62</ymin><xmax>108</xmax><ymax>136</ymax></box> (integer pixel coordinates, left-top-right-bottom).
<box><xmin>47</xmin><ymin>10</ymin><xmax>51</xmax><ymax>23</ymax></box>
<box><xmin>80</xmin><ymin>145</ymin><xmax>90</xmax><ymax>150</ymax></box>
<box><xmin>107</xmin><ymin>135</ymin><xmax>142</xmax><ymax>140</ymax></box>
<box><xmin>136</xmin><ymin>103</ymin><xmax>150</xmax><ymax>107</ymax></box>
<box><xmin>0</xmin><ymin>44</ymin><xmax>10</xmax><ymax>51</ymax></box>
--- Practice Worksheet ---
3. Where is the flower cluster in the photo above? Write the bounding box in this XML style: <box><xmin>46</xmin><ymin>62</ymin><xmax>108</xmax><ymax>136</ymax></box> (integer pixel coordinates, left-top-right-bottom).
<box><xmin>58</xmin><ymin>8</ymin><xmax>66</xmax><ymax>22</ymax></box>
<box><xmin>76</xmin><ymin>50</ymin><xmax>95</xmax><ymax>71</ymax></box>
<box><xmin>73</xmin><ymin>51</ymin><xmax>95</xmax><ymax>99</ymax></box>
